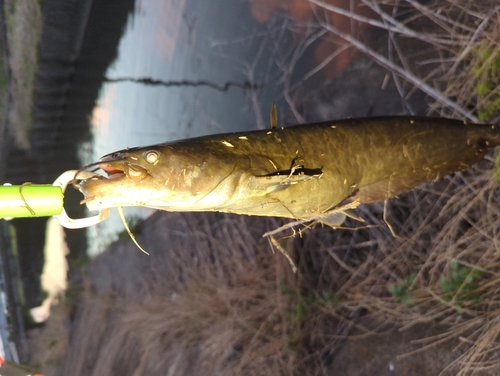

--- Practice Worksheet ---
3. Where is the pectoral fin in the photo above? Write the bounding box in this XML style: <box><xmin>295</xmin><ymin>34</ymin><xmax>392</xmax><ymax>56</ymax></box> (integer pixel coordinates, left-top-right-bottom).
<box><xmin>318</xmin><ymin>212</ymin><xmax>347</xmax><ymax>227</ymax></box>
<box><xmin>315</xmin><ymin>208</ymin><xmax>365</xmax><ymax>228</ymax></box>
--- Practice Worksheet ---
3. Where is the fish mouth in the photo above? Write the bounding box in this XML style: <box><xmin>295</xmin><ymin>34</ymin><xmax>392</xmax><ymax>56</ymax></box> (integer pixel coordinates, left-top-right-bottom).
<box><xmin>99</xmin><ymin>162</ymin><xmax>127</xmax><ymax>180</ymax></box>
<box><xmin>73</xmin><ymin>156</ymin><xmax>150</xmax><ymax>194</ymax></box>
<box><xmin>72</xmin><ymin>158</ymin><xmax>134</xmax><ymax>190</ymax></box>
<box><xmin>98</xmin><ymin>160</ymin><xmax>149</xmax><ymax>180</ymax></box>
<box><xmin>75</xmin><ymin>154</ymin><xmax>151</xmax><ymax>210</ymax></box>
<box><xmin>96</xmin><ymin>154</ymin><xmax>129</xmax><ymax>180</ymax></box>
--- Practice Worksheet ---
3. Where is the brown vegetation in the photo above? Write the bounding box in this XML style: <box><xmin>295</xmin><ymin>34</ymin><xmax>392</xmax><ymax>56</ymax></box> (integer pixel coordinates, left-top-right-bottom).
<box><xmin>248</xmin><ymin>0</ymin><xmax>378</xmax><ymax>77</ymax></box>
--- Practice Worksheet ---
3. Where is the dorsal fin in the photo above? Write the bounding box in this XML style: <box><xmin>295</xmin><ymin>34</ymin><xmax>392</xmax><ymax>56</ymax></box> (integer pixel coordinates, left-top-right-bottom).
<box><xmin>270</xmin><ymin>103</ymin><xmax>277</xmax><ymax>129</ymax></box>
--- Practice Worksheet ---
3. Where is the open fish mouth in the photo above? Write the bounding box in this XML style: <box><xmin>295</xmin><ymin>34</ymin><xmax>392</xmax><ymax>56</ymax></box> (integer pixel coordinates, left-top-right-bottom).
<box><xmin>70</xmin><ymin>160</ymin><xmax>146</xmax><ymax>211</ymax></box>
<box><xmin>101</xmin><ymin>162</ymin><xmax>149</xmax><ymax>180</ymax></box>
<box><xmin>99</xmin><ymin>163</ymin><xmax>126</xmax><ymax>179</ymax></box>
<box><xmin>97</xmin><ymin>153</ymin><xmax>128</xmax><ymax>179</ymax></box>
<box><xmin>72</xmin><ymin>154</ymin><xmax>150</xmax><ymax>189</ymax></box>
<box><xmin>99</xmin><ymin>153</ymin><xmax>151</xmax><ymax>180</ymax></box>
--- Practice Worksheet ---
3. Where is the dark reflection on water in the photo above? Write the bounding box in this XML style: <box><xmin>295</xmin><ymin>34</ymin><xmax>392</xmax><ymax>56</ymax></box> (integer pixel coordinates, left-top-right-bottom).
<box><xmin>5</xmin><ymin>0</ymin><xmax>135</xmax><ymax>308</ymax></box>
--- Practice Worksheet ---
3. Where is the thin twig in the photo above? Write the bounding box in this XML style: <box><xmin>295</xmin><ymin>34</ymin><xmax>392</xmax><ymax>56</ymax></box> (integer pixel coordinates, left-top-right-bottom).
<box><xmin>313</xmin><ymin>13</ymin><xmax>478</xmax><ymax>121</ymax></box>
<box><xmin>309</xmin><ymin>0</ymin><xmax>459</xmax><ymax>46</ymax></box>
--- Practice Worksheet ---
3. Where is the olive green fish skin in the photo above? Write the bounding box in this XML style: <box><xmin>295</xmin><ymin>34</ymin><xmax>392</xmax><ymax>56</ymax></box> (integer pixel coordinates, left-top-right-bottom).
<box><xmin>80</xmin><ymin>116</ymin><xmax>500</xmax><ymax>219</ymax></box>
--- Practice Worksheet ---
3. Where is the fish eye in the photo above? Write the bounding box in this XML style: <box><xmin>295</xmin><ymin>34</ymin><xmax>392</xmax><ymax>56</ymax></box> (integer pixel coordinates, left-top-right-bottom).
<box><xmin>144</xmin><ymin>150</ymin><xmax>159</xmax><ymax>164</ymax></box>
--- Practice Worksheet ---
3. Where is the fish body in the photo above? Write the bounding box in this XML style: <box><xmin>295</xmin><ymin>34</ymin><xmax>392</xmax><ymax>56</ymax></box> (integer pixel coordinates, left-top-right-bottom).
<box><xmin>79</xmin><ymin>116</ymin><xmax>500</xmax><ymax>219</ymax></box>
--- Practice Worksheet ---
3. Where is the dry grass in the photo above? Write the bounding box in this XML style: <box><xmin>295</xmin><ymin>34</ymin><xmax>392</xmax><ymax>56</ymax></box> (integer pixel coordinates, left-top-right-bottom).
<box><xmin>278</xmin><ymin>0</ymin><xmax>499</xmax><ymax>123</ymax></box>
<box><xmin>57</xmin><ymin>214</ymin><xmax>302</xmax><ymax>375</ymax></box>
<box><xmin>429</xmin><ymin>1</ymin><xmax>500</xmax><ymax>122</ymax></box>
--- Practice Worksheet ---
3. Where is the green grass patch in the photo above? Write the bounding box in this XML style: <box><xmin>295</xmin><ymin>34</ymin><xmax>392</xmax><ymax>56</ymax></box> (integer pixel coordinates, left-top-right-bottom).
<box><xmin>473</xmin><ymin>47</ymin><xmax>500</xmax><ymax>122</ymax></box>
<box><xmin>280</xmin><ymin>279</ymin><xmax>340</xmax><ymax>351</ymax></box>
<box><xmin>440</xmin><ymin>261</ymin><xmax>482</xmax><ymax>313</ymax></box>
<box><xmin>388</xmin><ymin>263</ymin><xmax>482</xmax><ymax>314</ymax></box>
<box><xmin>388</xmin><ymin>274</ymin><xmax>417</xmax><ymax>307</ymax></box>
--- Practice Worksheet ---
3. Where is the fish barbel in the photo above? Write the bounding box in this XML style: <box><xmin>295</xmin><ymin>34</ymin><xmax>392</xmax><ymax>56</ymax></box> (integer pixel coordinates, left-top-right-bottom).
<box><xmin>78</xmin><ymin>116</ymin><xmax>500</xmax><ymax>220</ymax></box>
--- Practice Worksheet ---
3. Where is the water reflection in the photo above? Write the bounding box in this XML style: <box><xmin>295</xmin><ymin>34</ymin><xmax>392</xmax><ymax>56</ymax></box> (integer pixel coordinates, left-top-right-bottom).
<box><xmin>84</xmin><ymin>0</ymin><xmax>286</xmax><ymax>254</ymax></box>
<box><xmin>30</xmin><ymin>218</ymin><xmax>69</xmax><ymax>323</ymax></box>
<box><xmin>92</xmin><ymin>0</ymin><xmax>269</xmax><ymax>153</ymax></box>
<box><xmin>6</xmin><ymin>0</ymin><xmax>136</xmax><ymax>314</ymax></box>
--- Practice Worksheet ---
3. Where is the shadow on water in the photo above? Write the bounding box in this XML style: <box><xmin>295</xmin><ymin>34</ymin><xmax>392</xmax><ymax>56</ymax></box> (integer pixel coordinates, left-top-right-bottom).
<box><xmin>4</xmin><ymin>0</ymin><xmax>134</xmax><ymax>315</ymax></box>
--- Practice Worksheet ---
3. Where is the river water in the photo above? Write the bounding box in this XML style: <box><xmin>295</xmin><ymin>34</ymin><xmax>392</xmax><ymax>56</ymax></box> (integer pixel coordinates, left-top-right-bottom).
<box><xmin>82</xmin><ymin>0</ymin><xmax>322</xmax><ymax>254</ymax></box>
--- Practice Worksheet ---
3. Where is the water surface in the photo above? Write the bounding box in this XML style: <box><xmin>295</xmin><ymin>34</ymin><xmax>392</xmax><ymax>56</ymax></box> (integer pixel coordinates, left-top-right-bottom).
<box><xmin>84</xmin><ymin>0</ymin><xmax>286</xmax><ymax>254</ymax></box>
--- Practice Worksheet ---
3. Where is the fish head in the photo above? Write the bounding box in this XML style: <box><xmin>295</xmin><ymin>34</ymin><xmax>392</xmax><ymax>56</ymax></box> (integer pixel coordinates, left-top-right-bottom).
<box><xmin>78</xmin><ymin>146</ymin><xmax>179</xmax><ymax>211</ymax></box>
<box><xmin>77</xmin><ymin>143</ymin><xmax>245</xmax><ymax>212</ymax></box>
<box><xmin>98</xmin><ymin>147</ymin><xmax>162</xmax><ymax>180</ymax></box>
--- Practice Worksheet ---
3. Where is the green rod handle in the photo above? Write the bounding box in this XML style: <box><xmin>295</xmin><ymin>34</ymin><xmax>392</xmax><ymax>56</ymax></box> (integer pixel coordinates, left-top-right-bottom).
<box><xmin>0</xmin><ymin>185</ymin><xmax>63</xmax><ymax>218</ymax></box>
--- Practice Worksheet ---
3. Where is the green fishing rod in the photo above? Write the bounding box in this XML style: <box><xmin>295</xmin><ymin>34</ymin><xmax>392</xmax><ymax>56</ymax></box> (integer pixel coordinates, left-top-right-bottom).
<box><xmin>0</xmin><ymin>184</ymin><xmax>63</xmax><ymax>218</ymax></box>
<box><xmin>0</xmin><ymin>170</ymin><xmax>109</xmax><ymax>228</ymax></box>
